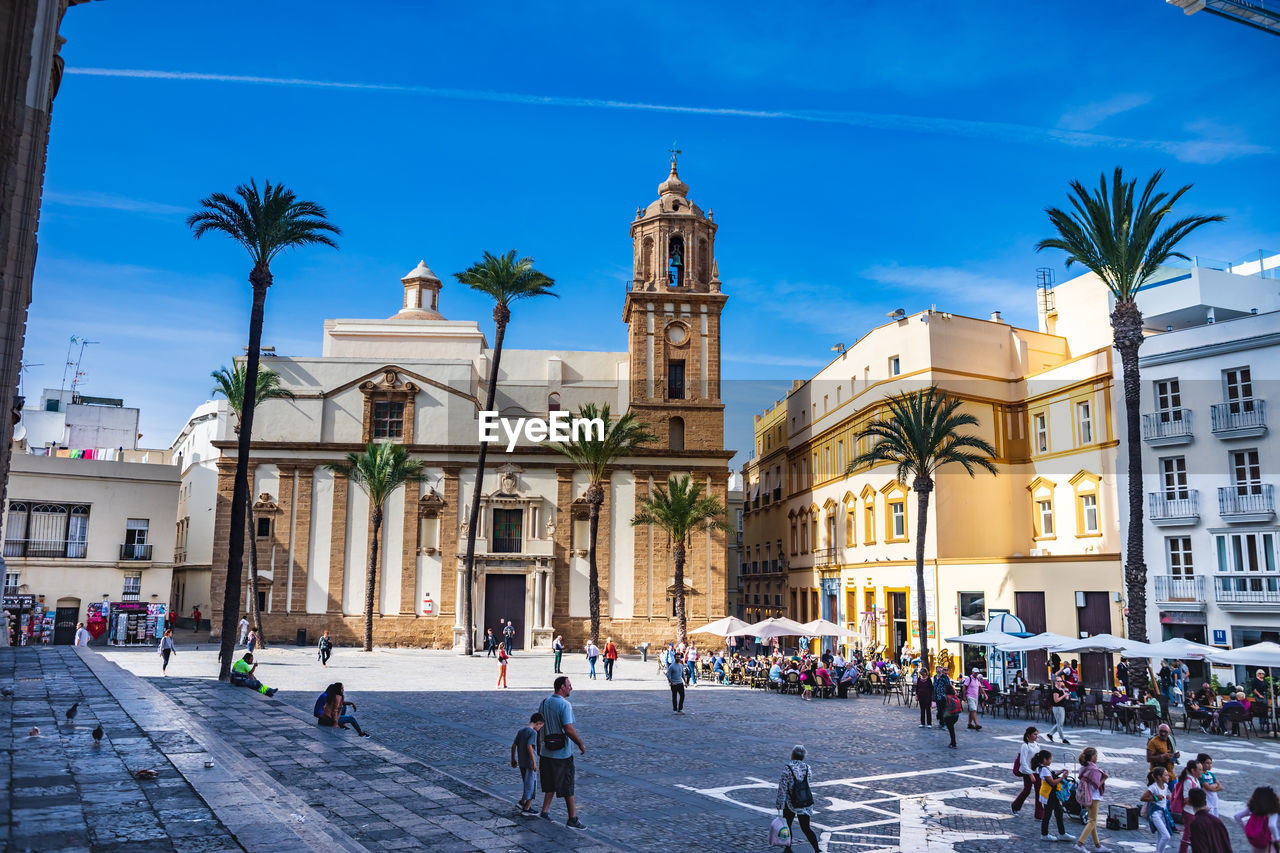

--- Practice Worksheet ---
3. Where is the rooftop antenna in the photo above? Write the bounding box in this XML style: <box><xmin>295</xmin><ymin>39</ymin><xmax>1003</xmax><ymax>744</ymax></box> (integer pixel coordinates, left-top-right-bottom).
<box><xmin>69</xmin><ymin>338</ymin><xmax>99</xmax><ymax>401</ymax></box>
<box><xmin>17</xmin><ymin>361</ymin><xmax>43</xmax><ymax>398</ymax></box>
<box><xmin>58</xmin><ymin>335</ymin><xmax>81</xmax><ymax>403</ymax></box>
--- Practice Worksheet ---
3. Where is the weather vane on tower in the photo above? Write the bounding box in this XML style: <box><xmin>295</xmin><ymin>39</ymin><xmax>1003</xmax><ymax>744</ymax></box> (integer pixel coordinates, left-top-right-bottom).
<box><xmin>668</xmin><ymin>141</ymin><xmax>681</xmax><ymax>168</ymax></box>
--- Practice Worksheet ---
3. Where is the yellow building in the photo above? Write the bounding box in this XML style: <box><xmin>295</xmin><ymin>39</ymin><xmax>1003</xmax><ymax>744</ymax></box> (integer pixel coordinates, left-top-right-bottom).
<box><xmin>772</xmin><ymin>306</ymin><xmax>1124</xmax><ymax>686</ymax></box>
<box><xmin>740</xmin><ymin>402</ymin><xmax>788</xmax><ymax>621</ymax></box>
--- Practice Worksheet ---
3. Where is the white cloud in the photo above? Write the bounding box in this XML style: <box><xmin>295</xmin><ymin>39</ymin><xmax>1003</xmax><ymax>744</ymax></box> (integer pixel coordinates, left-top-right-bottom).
<box><xmin>43</xmin><ymin>190</ymin><xmax>187</xmax><ymax>216</ymax></box>
<box><xmin>64</xmin><ymin>67</ymin><xmax>1274</xmax><ymax>165</ymax></box>
<box><xmin>1057</xmin><ymin>93</ymin><xmax>1152</xmax><ymax>132</ymax></box>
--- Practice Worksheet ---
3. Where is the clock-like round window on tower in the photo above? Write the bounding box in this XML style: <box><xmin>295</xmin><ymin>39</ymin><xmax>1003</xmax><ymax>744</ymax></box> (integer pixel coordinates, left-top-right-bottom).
<box><xmin>665</xmin><ymin>324</ymin><xmax>688</xmax><ymax>345</ymax></box>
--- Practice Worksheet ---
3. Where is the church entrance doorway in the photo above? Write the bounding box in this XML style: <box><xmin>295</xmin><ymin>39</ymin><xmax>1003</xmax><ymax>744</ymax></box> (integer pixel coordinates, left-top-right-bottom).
<box><xmin>485</xmin><ymin>574</ymin><xmax>525</xmax><ymax>650</ymax></box>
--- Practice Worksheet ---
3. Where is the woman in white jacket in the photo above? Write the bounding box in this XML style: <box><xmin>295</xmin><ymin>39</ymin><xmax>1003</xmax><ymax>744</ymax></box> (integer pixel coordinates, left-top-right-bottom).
<box><xmin>1012</xmin><ymin>727</ymin><xmax>1042</xmax><ymax>819</ymax></box>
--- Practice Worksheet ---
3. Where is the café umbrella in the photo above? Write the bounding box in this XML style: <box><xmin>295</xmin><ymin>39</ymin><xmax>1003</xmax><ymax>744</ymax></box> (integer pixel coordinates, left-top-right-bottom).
<box><xmin>803</xmin><ymin>618</ymin><xmax>859</xmax><ymax>639</ymax></box>
<box><xmin>1052</xmin><ymin>633</ymin><xmax>1131</xmax><ymax>654</ymax></box>
<box><xmin>1208</xmin><ymin>641</ymin><xmax>1280</xmax><ymax>733</ymax></box>
<box><xmin>690</xmin><ymin>616</ymin><xmax>754</xmax><ymax>637</ymax></box>
<box><xmin>995</xmin><ymin>632</ymin><xmax>1075</xmax><ymax>653</ymax></box>
<box><xmin>746</xmin><ymin>616</ymin><xmax>810</xmax><ymax>640</ymax></box>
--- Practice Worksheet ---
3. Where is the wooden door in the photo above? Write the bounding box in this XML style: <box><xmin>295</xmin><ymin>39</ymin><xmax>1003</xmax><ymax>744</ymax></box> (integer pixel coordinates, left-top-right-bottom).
<box><xmin>1016</xmin><ymin>591</ymin><xmax>1047</xmax><ymax>684</ymax></box>
<box><xmin>1076</xmin><ymin>591</ymin><xmax>1112</xmax><ymax>689</ymax></box>
<box><xmin>485</xmin><ymin>574</ymin><xmax>526</xmax><ymax>650</ymax></box>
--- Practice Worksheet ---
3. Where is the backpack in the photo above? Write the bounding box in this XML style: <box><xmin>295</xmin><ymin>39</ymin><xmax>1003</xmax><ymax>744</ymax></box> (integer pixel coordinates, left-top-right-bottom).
<box><xmin>1170</xmin><ymin>777</ymin><xmax>1191</xmax><ymax>815</ymax></box>
<box><xmin>789</xmin><ymin>766</ymin><xmax>814</xmax><ymax>809</ymax></box>
<box><xmin>946</xmin><ymin>695</ymin><xmax>962</xmax><ymax>716</ymax></box>
<box><xmin>312</xmin><ymin>691</ymin><xmax>327</xmax><ymax>718</ymax></box>
<box><xmin>1244</xmin><ymin>813</ymin><xmax>1273</xmax><ymax>848</ymax></box>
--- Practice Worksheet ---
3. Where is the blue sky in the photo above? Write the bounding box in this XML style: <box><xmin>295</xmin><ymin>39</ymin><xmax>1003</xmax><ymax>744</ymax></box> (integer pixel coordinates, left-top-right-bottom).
<box><xmin>25</xmin><ymin>2</ymin><xmax>1279</xmax><ymax>466</ymax></box>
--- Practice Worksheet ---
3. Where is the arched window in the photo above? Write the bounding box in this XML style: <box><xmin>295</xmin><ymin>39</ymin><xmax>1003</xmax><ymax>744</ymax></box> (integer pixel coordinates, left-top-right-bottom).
<box><xmin>667</xmin><ymin>234</ymin><xmax>685</xmax><ymax>287</ymax></box>
<box><xmin>548</xmin><ymin>392</ymin><xmax>561</xmax><ymax>412</ymax></box>
<box><xmin>669</xmin><ymin>416</ymin><xmax>685</xmax><ymax>451</ymax></box>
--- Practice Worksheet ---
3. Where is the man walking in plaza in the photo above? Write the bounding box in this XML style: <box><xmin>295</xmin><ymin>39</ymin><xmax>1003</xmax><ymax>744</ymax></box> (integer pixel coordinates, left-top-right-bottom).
<box><xmin>961</xmin><ymin>668</ymin><xmax>989</xmax><ymax>731</ymax></box>
<box><xmin>503</xmin><ymin>619</ymin><xmax>515</xmax><ymax>655</ymax></box>
<box><xmin>603</xmin><ymin>637</ymin><xmax>618</xmax><ymax>681</ymax></box>
<box><xmin>238</xmin><ymin>615</ymin><xmax>250</xmax><ymax>646</ymax></box>
<box><xmin>667</xmin><ymin>651</ymin><xmax>687</xmax><ymax>713</ymax></box>
<box><xmin>537</xmin><ymin>676</ymin><xmax>586</xmax><ymax>829</ymax></box>
<box><xmin>191</xmin><ymin>606</ymin><xmax>201</xmax><ymax>633</ymax></box>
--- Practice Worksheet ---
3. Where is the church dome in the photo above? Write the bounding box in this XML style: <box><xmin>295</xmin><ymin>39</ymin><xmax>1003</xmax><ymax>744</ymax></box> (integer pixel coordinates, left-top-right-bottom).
<box><xmin>402</xmin><ymin>260</ymin><xmax>441</xmax><ymax>283</ymax></box>
<box><xmin>641</xmin><ymin>163</ymin><xmax>704</xmax><ymax>218</ymax></box>
<box><xmin>392</xmin><ymin>259</ymin><xmax>445</xmax><ymax>320</ymax></box>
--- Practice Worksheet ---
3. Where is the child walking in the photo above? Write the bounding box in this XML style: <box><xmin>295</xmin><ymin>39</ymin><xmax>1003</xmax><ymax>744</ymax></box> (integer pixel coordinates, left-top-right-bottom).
<box><xmin>1141</xmin><ymin>766</ymin><xmax>1175</xmax><ymax>853</ymax></box>
<box><xmin>1034</xmin><ymin>748</ymin><xmax>1068</xmax><ymax>841</ymax></box>
<box><xmin>1235</xmin><ymin>785</ymin><xmax>1280</xmax><ymax>853</ymax></box>
<box><xmin>511</xmin><ymin>712</ymin><xmax>544</xmax><ymax>816</ymax></box>
<box><xmin>497</xmin><ymin>644</ymin><xmax>509</xmax><ymax>688</ymax></box>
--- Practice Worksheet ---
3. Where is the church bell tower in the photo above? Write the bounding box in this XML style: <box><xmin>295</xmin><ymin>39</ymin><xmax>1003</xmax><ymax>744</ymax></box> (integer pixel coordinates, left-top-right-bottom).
<box><xmin>622</xmin><ymin>158</ymin><xmax>727</xmax><ymax>452</ymax></box>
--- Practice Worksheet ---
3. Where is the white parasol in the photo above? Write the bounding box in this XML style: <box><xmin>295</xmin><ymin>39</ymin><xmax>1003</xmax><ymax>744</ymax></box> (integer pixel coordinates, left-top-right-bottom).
<box><xmin>746</xmin><ymin>616</ymin><xmax>811</xmax><ymax>640</ymax></box>
<box><xmin>690</xmin><ymin>616</ymin><xmax>754</xmax><ymax>637</ymax></box>
<box><xmin>995</xmin><ymin>631</ymin><xmax>1076</xmax><ymax>652</ymax></box>
<box><xmin>803</xmin><ymin>618</ymin><xmax>859</xmax><ymax>639</ymax></box>
<box><xmin>1051</xmin><ymin>633</ymin><xmax>1131</xmax><ymax>654</ymax></box>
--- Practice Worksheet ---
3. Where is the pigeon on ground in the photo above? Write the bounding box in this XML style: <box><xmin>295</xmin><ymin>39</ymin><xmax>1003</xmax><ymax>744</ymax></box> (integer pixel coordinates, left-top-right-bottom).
<box><xmin>91</xmin><ymin>724</ymin><xmax>103</xmax><ymax>742</ymax></box>
<box><xmin>28</xmin><ymin>726</ymin><xmax>39</xmax><ymax>737</ymax></box>
<box><xmin>65</xmin><ymin>702</ymin><xmax>78</xmax><ymax>721</ymax></box>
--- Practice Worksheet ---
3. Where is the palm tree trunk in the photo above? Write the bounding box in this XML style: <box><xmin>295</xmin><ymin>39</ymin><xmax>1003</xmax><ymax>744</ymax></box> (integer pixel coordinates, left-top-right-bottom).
<box><xmin>218</xmin><ymin>269</ymin><xmax>270</xmax><ymax>680</ymax></box>
<box><xmin>1113</xmin><ymin>299</ymin><xmax>1150</xmax><ymax>696</ymax></box>
<box><xmin>913</xmin><ymin>480</ymin><xmax>933</xmax><ymax>672</ymax></box>
<box><xmin>462</xmin><ymin>314</ymin><xmax>508</xmax><ymax>656</ymax></box>
<box><xmin>586</xmin><ymin>482</ymin><xmax>604</xmax><ymax>646</ymax></box>
<box><xmin>365</xmin><ymin>505</ymin><xmax>382</xmax><ymax>652</ymax></box>
<box><xmin>673</xmin><ymin>540</ymin><xmax>687</xmax><ymax>646</ymax></box>
<box><xmin>245</xmin><ymin>494</ymin><xmax>266</xmax><ymax>648</ymax></box>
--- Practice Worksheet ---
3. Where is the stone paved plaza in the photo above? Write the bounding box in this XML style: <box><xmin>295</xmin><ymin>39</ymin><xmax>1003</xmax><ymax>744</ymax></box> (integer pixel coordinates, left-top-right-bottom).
<box><xmin>6</xmin><ymin>643</ymin><xmax>1280</xmax><ymax>852</ymax></box>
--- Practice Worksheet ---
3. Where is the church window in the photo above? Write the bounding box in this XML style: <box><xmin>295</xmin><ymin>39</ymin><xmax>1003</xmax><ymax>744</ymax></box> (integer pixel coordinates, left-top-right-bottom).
<box><xmin>668</xmin><ymin>360</ymin><xmax>686</xmax><ymax>400</ymax></box>
<box><xmin>372</xmin><ymin>400</ymin><xmax>405</xmax><ymax>439</ymax></box>
<box><xmin>669</xmin><ymin>416</ymin><xmax>685</xmax><ymax>451</ymax></box>
<box><xmin>492</xmin><ymin>508</ymin><xmax>523</xmax><ymax>553</ymax></box>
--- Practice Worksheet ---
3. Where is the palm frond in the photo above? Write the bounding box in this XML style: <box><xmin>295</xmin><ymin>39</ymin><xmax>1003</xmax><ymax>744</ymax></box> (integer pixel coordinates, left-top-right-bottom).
<box><xmin>189</xmin><ymin>179</ymin><xmax>340</xmax><ymax>268</ymax></box>
<box><xmin>327</xmin><ymin>442</ymin><xmax>426</xmax><ymax>506</ymax></box>
<box><xmin>210</xmin><ymin>362</ymin><xmax>296</xmax><ymax>422</ymax></box>
<box><xmin>454</xmin><ymin>249</ymin><xmax>558</xmax><ymax>307</ymax></box>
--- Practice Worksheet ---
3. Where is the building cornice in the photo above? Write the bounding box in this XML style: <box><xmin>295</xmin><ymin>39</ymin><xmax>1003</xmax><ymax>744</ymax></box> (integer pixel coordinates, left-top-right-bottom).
<box><xmin>1137</xmin><ymin>331</ymin><xmax>1280</xmax><ymax>368</ymax></box>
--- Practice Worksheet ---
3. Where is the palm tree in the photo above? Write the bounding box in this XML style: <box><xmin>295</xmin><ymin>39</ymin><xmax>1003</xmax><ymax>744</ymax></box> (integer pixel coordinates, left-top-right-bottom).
<box><xmin>1036</xmin><ymin>168</ymin><xmax>1222</xmax><ymax>690</ymax></box>
<box><xmin>846</xmin><ymin>387</ymin><xmax>997</xmax><ymax>673</ymax></box>
<box><xmin>631</xmin><ymin>474</ymin><xmax>731</xmax><ymax>645</ymax></box>
<box><xmin>188</xmin><ymin>179</ymin><xmax>339</xmax><ymax>679</ymax></box>
<box><xmin>211</xmin><ymin>362</ymin><xmax>297</xmax><ymax>647</ymax></box>
<box><xmin>327</xmin><ymin>442</ymin><xmax>426</xmax><ymax>651</ymax></box>
<box><xmin>549</xmin><ymin>403</ymin><xmax>655</xmax><ymax>645</ymax></box>
<box><xmin>454</xmin><ymin>250</ymin><xmax>556</xmax><ymax>655</ymax></box>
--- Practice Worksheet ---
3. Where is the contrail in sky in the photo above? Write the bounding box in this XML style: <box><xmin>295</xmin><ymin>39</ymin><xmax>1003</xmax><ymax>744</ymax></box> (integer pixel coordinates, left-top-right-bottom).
<box><xmin>65</xmin><ymin>67</ymin><xmax>1271</xmax><ymax>164</ymax></box>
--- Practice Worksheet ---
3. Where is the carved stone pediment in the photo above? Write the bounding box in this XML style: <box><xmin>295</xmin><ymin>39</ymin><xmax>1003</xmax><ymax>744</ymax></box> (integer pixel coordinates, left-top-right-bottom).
<box><xmin>252</xmin><ymin>493</ymin><xmax>280</xmax><ymax>514</ymax></box>
<box><xmin>359</xmin><ymin>369</ymin><xmax>420</xmax><ymax>394</ymax></box>
<box><xmin>418</xmin><ymin>489</ymin><xmax>446</xmax><ymax>517</ymax></box>
<box><xmin>489</xmin><ymin>463</ymin><xmax>524</xmax><ymax>498</ymax></box>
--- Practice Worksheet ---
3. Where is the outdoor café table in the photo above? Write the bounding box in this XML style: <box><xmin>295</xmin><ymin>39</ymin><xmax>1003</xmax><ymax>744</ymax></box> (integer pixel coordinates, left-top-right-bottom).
<box><xmin>1114</xmin><ymin>703</ymin><xmax>1141</xmax><ymax>733</ymax></box>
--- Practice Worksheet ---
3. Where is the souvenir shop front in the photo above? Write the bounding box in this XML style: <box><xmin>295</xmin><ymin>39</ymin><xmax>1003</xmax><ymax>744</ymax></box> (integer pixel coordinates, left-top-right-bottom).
<box><xmin>2</xmin><ymin>594</ymin><xmax>53</xmax><ymax>645</ymax></box>
<box><xmin>99</xmin><ymin>601</ymin><xmax>167</xmax><ymax>646</ymax></box>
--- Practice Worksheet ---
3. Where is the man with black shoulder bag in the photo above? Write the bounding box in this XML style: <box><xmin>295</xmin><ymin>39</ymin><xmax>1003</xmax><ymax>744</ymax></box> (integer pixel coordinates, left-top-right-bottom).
<box><xmin>537</xmin><ymin>676</ymin><xmax>587</xmax><ymax>829</ymax></box>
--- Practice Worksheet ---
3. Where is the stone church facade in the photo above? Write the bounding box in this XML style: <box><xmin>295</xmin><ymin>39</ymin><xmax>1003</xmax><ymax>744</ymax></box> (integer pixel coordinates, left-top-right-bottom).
<box><xmin>208</xmin><ymin>163</ymin><xmax>733</xmax><ymax>651</ymax></box>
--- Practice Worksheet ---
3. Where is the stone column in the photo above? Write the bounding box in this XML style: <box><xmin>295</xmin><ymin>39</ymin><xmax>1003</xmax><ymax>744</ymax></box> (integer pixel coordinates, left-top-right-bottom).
<box><xmin>208</xmin><ymin>462</ymin><xmax>238</xmax><ymax>635</ymax></box>
<box><xmin>533</xmin><ymin>570</ymin><xmax>544</xmax><ymax>629</ymax></box>
<box><xmin>326</xmin><ymin>473</ymin><xmax>348</xmax><ymax>615</ymax></box>
<box><xmin>438</xmin><ymin>467</ymin><xmax>460</xmax><ymax>618</ymax></box>
<box><xmin>290</xmin><ymin>466</ymin><xmax>314</xmax><ymax>614</ymax></box>
<box><xmin>271</xmin><ymin>465</ymin><xmax>295</xmax><ymax>615</ymax></box>
<box><xmin>553</xmin><ymin>467</ymin><xmax>575</xmax><ymax>638</ymax></box>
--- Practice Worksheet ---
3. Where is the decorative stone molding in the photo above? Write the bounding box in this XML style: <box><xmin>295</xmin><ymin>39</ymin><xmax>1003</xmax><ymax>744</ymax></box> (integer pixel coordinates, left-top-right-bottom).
<box><xmin>359</xmin><ymin>368</ymin><xmax>419</xmax><ymax>443</ymax></box>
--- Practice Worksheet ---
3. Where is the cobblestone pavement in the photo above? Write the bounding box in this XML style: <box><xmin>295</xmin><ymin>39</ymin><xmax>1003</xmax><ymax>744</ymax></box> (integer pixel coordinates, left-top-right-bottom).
<box><xmin>1</xmin><ymin>647</ymin><xmax>241</xmax><ymax>853</ymax></box>
<box><xmin>101</xmin><ymin>643</ymin><xmax>1280</xmax><ymax>852</ymax></box>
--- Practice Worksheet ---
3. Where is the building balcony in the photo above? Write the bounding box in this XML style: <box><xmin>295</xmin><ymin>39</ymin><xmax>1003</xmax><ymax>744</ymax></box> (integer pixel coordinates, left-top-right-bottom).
<box><xmin>1218</xmin><ymin>485</ymin><xmax>1276</xmax><ymax>522</ymax></box>
<box><xmin>1153</xmin><ymin>574</ymin><xmax>1206</xmax><ymax>610</ymax></box>
<box><xmin>119</xmin><ymin>543</ymin><xmax>153</xmax><ymax>561</ymax></box>
<box><xmin>470</xmin><ymin>537</ymin><xmax>554</xmax><ymax>558</ymax></box>
<box><xmin>2</xmin><ymin>539</ymin><xmax>87</xmax><ymax>559</ymax></box>
<box><xmin>1148</xmin><ymin>491</ymin><xmax>1200</xmax><ymax>526</ymax></box>
<box><xmin>1214</xmin><ymin>574</ymin><xmax>1280</xmax><ymax>610</ymax></box>
<box><xmin>1210</xmin><ymin>400</ymin><xmax>1267</xmax><ymax>439</ymax></box>
<box><xmin>1142</xmin><ymin>410</ymin><xmax>1193</xmax><ymax>446</ymax></box>
<box><xmin>814</xmin><ymin>547</ymin><xmax>838</xmax><ymax>568</ymax></box>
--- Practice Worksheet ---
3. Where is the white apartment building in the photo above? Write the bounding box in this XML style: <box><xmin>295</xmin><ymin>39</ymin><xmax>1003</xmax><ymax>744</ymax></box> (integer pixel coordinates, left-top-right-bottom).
<box><xmin>168</xmin><ymin>398</ymin><xmax>233</xmax><ymax>622</ymax></box>
<box><xmin>1043</xmin><ymin>249</ymin><xmax>1280</xmax><ymax>685</ymax></box>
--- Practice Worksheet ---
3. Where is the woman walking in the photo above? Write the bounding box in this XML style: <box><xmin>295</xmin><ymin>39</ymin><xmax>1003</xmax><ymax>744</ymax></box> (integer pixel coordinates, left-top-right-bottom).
<box><xmin>585</xmin><ymin>640</ymin><xmax>600</xmax><ymax>680</ymax></box>
<box><xmin>247</xmin><ymin>629</ymin><xmax>259</xmax><ymax>654</ymax></box>
<box><xmin>1075</xmin><ymin>747</ymin><xmax>1111</xmax><ymax>852</ymax></box>
<box><xmin>1012</xmin><ymin>727</ymin><xmax>1042</xmax><ymax>819</ymax></box>
<box><xmin>1034</xmin><ymin>748</ymin><xmax>1068</xmax><ymax>842</ymax></box>
<box><xmin>317</xmin><ymin>630</ymin><xmax>333</xmax><ymax>667</ymax></box>
<box><xmin>158</xmin><ymin>629</ymin><xmax>176</xmax><ymax>675</ymax></box>
<box><xmin>603</xmin><ymin>638</ymin><xmax>618</xmax><ymax>681</ymax></box>
<box><xmin>940</xmin><ymin>685</ymin><xmax>962</xmax><ymax>748</ymax></box>
<box><xmin>915</xmin><ymin>667</ymin><xmax>934</xmax><ymax>727</ymax></box>
<box><xmin>1047</xmin><ymin>676</ymin><xmax>1071</xmax><ymax>744</ymax></box>
<box><xmin>552</xmin><ymin>635</ymin><xmax>564</xmax><ymax>674</ymax></box>
<box><xmin>775</xmin><ymin>745</ymin><xmax>821</xmax><ymax>853</ymax></box>
<box><xmin>497</xmin><ymin>644</ymin><xmax>509</xmax><ymax>688</ymax></box>
<box><xmin>1175</xmin><ymin>758</ymin><xmax>1202</xmax><ymax>853</ymax></box>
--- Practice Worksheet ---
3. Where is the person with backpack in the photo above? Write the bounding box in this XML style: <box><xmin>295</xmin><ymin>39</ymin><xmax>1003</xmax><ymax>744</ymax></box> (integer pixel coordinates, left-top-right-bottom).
<box><xmin>1140</xmin><ymin>766</ymin><xmax>1175</xmax><ymax>853</ymax></box>
<box><xmin>1073</xmin><ymin>746</ymin><xmax>1110</xmax><ymax>852</ymax></box>
<box><xmin>960</xmin><ymin>667</ymin><xmax>989</xmax><ymax>731</ymax></box>
<box><xmin>502</xmin><ymin>619</ymin><xmax>515</xmax><ymax>655</ymax></box>
<box><xmin>1012</xmin><ymin>727</ymin><xmax>1043</xmax><ymax>819</ymax></box>
<box><xmin>1172</xmin><ymin>758</ymin><xmax>1201</xmax><ymax>853</ymax></box>
<box><xmin>774</xmin><ymin>745</ymin><xmax>821</xmax><ymax>853</ymax></box>
<box><xmin>1236</xmin><ymin>785</ymin><xmax>1280</xmax><ymax>853</ymax></box>
<box><xmin>940</xmin><ymin>684</ymin><xmax>962</xmax><ymax>749</ymax></box>
<box><xmin>1033</xmin><ymin>748</ymin><xmax>1068</xmax><ymax>842</ymax></box>
<box><xmin>313</xmin><ymin>682</ymin><xmax>367</xmax><ymax>737</ymax></box>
